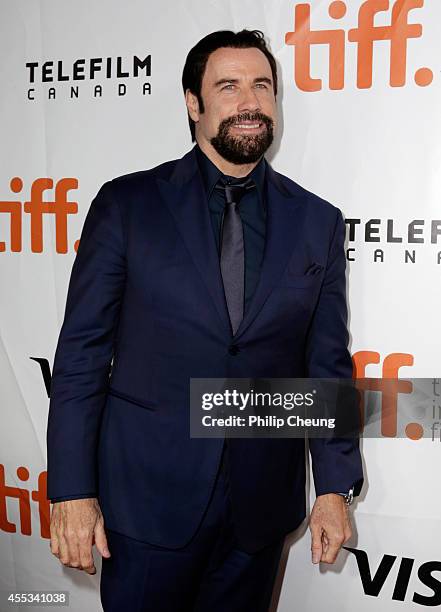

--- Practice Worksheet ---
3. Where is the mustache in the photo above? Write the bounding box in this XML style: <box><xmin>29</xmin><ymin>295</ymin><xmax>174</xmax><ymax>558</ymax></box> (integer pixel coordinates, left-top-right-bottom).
<box><xmin>220</xmin><ymin>112</ymin><xmax>273</xmax><ymax>128</ymax></box>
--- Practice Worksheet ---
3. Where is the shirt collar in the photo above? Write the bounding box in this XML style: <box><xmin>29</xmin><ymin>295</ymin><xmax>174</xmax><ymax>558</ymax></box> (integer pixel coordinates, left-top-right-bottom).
<box><xmin>195</xmin><ymin>143</ymin><xmax>266</xmax><ymax>201</ymax></box>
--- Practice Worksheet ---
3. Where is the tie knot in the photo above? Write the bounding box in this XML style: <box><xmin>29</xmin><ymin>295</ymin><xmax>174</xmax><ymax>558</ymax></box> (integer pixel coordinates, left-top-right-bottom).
<box><xmin>215</xmin><ymin>176</ymin><xmax>255</xmax><ymax>206</ymax></box>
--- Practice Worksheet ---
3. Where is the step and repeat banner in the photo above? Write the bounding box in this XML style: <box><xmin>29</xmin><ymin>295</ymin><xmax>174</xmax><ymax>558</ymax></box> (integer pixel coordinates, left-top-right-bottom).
<box><xmin>1</xmin><ymin>1</ymin><xmax>440</xmax><ymax>610</ymax></box>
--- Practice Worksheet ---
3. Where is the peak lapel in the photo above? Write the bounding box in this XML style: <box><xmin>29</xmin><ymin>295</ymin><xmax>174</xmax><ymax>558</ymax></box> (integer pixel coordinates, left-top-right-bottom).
<box><xmin>232</xmin><ymin>163</ymin><xmax>307</xmax><ymax>341</ymax></box>
<box><xmin>156</xmin><ymin>149</ymin><xmax>232</xmax><ymax>337</ymax></box>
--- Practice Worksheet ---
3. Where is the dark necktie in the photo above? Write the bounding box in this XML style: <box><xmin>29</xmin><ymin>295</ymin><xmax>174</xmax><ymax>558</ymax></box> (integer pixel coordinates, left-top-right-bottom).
<box><xmin>215</xmin><ymin>176</ymin><xmax>256</xmax><ymax>335</ymax></box>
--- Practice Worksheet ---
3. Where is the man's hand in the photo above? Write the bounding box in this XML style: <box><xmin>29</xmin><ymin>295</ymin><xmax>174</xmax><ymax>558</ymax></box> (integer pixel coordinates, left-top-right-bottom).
<box><xmin>309</xmin><ymin>493</ymin><xmax>352</xmax><ymax>564</ymax></box>
<box><xmin>50</xmin><ymin>498</ymin><xmax>110</xmax><ymax>574</ymax></box>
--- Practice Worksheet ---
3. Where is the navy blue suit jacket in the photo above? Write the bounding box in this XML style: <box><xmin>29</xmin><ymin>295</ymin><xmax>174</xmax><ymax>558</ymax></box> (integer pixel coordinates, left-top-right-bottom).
<box><xmin>46</xmin><ymin>146</ymin><xmax>363</xmax><ymax>554</ymax></box>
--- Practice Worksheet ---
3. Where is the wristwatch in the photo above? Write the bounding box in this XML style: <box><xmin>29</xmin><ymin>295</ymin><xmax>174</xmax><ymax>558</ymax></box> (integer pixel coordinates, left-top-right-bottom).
<box><xmin>336</xmin><ymin>487</ymin><xmax>354</xmax><ymax>506</ymax></box>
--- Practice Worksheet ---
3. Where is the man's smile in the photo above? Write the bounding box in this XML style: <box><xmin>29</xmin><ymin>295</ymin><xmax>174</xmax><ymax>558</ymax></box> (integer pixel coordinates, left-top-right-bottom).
<box><xmin>230</xmin><ymin>121</ymin><xmax>265</xmax><ymax>133</ymax></box>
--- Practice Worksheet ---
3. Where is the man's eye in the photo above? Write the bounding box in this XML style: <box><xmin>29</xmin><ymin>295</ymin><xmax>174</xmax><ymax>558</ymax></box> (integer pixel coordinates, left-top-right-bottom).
<box><xmin>221</xmin><ymin>84</ymin><xmax>235</xmax><ymax>90</ymax></box>
<box><xmin>255</xmin><ymin>83</ymin><xmax>268</xmax><ymax>89</ymax></box>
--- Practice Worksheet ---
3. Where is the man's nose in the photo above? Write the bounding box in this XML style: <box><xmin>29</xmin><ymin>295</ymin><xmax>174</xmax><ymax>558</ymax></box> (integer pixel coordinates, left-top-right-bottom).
<box><xmin>236</xmin><ymin>87</ymin><xmax>261</xmax><ymax>113</ymax></box>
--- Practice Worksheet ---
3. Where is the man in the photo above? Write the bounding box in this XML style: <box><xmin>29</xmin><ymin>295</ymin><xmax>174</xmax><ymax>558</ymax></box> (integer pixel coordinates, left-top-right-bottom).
<box><xmin>47</xmin><ymin>29</ymin><xmax>364</xmax><ymax>612</ymax></box>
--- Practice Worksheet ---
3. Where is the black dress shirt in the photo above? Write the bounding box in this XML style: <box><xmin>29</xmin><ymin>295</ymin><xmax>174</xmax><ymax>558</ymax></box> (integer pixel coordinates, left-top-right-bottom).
<box><xmin>194</xmin><ymin>144</ymin><xmax>267</xmax><ymax>316</ymax></box>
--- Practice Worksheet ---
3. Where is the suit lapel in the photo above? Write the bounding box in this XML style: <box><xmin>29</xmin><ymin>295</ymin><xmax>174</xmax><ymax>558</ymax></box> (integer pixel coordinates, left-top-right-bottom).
<box><xmin>232</xmin><ymin>163</ymin><xmax>306</xmax><ymax>341</ymax></box>
<box><xmin>156</xmin><ymin>148</ymin><xmax>308</xmax><ymax>341</ymax></box>
<box><xmin>156</xmin><ymin>148</ymin><xmax>232</xmax><ymax>336</ymax></box>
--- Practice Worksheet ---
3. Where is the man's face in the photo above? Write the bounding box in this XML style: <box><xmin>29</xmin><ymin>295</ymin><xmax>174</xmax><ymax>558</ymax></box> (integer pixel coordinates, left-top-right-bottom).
<box><xmin>186</xmin><ymin>46</ymin><xmax>277</xmax><ymax>164</ymax></box>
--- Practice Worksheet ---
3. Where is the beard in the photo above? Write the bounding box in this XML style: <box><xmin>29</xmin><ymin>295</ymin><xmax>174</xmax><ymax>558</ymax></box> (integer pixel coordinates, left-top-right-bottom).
<box><xmin>210</xmin><ymin>111</ymin><xmax>274</xmax><ymax>164</ymax></box>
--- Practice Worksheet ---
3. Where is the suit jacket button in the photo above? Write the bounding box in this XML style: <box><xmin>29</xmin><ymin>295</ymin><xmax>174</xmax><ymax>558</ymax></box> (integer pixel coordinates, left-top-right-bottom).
<box><xmin>228</xmin><ymin>344</ymin><xmax>240</xmax><ymax>356</ymax></box>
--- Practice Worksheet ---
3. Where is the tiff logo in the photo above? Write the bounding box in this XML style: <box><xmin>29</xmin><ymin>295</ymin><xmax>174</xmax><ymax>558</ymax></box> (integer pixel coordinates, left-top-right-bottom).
<box><xmin>0</xmin><ymin>464</ymin><xmax>50</xmax><ymax>538</ymax></box>
<box><xmin>285</xmin><ymin>0</ymin><xmax>432</xmax><ymax>91</ymax></box>
<box><xmin>353</xmin><ymin>351</ymin><xmax>419</xmax><ymax>439</ymax></box>
<box><xmin>0</xmin><ymin>178</ymin><xmax>79</xmax><ymax>253</ymax></box>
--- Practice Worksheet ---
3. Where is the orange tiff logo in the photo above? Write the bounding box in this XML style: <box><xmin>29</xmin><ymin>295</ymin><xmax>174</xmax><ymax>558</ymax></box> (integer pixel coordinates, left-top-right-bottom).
<box><xmin>0</xmin><ymin>177</ymin><xmax>79</xmax><ymax>253</ymax></box>
<box><xmin>0</xmin><ymin>464</ymin><xmax>50</xmax><ymax>538</ymax></box>
<box><xmin>285</xmin><ymin>0</ymin><xmax>432</xmax><ymax>91</ymax></box>
<box><xmin>353</xmin><ymin>350</ymin><xmax>422</xmax><ymax>439</ymax></box>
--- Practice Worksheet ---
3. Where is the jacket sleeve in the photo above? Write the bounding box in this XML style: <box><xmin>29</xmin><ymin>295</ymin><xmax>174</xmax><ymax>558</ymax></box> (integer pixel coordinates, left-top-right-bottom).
<box><xmin>306</xmin><ymin>207</ymin><xmax>364</xmax><ymax>498</ymax></box>
<box><xmin>49</xmin><ymin>493</ymin><xmax>95</xmax><ymax>504</ymax></box>
<box><xmin>46</xmin><ymin>180</ymin><xmax>126</xmax><ymax>501</ymax></box>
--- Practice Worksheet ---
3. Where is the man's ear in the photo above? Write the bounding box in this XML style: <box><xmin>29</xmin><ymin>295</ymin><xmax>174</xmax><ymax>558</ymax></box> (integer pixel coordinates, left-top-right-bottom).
<box><xmin>185</xmin><ymin>89</ymin><xmax>200</xmax><ymax>123</ymax></box>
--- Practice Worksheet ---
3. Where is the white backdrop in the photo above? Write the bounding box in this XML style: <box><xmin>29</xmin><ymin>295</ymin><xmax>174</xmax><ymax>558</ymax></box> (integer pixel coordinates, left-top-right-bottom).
<box><xmin>1</xmin><ymin>0</ymin><xmax>440</xmax><ymax>610</ymax></box>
